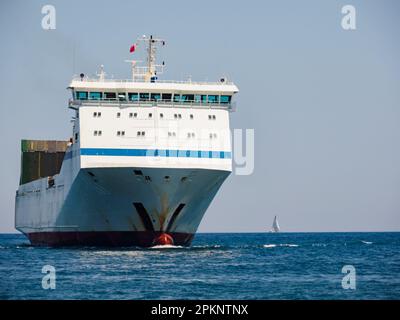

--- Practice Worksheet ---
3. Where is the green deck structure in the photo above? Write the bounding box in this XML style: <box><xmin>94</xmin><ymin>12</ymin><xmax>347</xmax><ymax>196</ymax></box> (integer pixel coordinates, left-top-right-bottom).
<box><xmin>20</xmin><ymin>140</ymin><xmax>69</xmax><ymax>185</ymax></box>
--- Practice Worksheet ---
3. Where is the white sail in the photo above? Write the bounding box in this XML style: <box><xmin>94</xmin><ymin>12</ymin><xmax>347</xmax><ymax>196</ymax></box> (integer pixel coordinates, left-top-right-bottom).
<box><xmin>271</xmin><ymin>215</ymin><xmax>280</xmax><ymax>232</ymax></box>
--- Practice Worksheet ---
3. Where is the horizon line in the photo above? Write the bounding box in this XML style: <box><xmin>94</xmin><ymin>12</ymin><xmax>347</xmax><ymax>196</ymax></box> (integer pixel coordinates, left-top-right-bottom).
<box><xmin>1</xmin><ymin>230</ymin><xmax>399</xmax><ymax>235</ymax></box>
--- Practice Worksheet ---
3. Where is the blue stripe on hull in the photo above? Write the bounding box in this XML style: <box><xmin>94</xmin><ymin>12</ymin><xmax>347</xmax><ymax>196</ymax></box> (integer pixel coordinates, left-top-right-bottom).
<box><xmin>65</xmin><ymin>148</ymin><xmax>231</xmax><ymax>160</ymax></box>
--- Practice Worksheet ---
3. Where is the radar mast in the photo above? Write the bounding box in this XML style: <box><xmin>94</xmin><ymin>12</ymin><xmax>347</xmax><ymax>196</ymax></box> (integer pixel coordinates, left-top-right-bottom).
<box><xmin>126</xmin><ymin>34</ymin><xmax>166</xmax><ymax>82</ymax></box>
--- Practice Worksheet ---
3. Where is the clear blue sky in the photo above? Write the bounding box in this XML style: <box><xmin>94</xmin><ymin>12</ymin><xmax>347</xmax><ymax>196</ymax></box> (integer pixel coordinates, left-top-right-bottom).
<box><xmin>0</xmin><ymin>0</ymin><xmax>399</xmax><ymax>232</ymax></box>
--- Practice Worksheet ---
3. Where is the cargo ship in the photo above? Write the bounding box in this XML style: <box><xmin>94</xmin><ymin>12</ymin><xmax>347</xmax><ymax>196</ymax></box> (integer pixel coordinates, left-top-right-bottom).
<box><xmin>15</xmin><ymin>36</ymin><xmax>238</xmax><ymax>246</ymax></box>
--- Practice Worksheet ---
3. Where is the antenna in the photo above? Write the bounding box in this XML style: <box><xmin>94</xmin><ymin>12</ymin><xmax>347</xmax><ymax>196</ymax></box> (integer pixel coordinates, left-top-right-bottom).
<box><xmin>125</xmin><ymin>60</ymin><xmax>142</xmax><ymax>81</ymax></box>
<box><xmin>134</xmin><ymin>34</ymin><xmax>166</xmax><ymax>82</ymax></box>
<box><xmin>72</xmin><ymin>40</ymin><xmax>76</xmax><ymax>75</ymax></box>
<box><xmin>96</xmin><ymin>64</ymin><xmax>106</xmax><ymax>81</ymax></box>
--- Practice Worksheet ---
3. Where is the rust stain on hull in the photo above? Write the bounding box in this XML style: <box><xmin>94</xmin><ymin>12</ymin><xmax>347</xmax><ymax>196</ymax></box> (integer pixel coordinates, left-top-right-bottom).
<box><xmin>157</xmin><ymin>192</ymin><xmax>170</xmax><ymax>232</ymax></box>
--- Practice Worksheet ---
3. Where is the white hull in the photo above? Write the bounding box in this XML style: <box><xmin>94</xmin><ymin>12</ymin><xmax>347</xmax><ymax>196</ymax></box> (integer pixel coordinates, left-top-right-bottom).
<box><xmin>16</xmin><ymin>142</ymin><xmax>231</xmax><ymax>246</ymax></box>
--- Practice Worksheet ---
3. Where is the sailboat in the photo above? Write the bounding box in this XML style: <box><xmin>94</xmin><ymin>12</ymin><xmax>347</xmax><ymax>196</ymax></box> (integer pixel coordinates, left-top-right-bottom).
<box><xmin>270</xmin><ymin>215</ymin><xmax>280</xmax><ymax>233</ymax></box>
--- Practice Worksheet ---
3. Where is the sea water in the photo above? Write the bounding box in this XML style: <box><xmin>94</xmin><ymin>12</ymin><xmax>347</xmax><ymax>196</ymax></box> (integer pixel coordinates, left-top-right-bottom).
<box><xmin>0</xmin><ymin>232</ymin><xmax>399</xmax><ymax>299</ymax></box>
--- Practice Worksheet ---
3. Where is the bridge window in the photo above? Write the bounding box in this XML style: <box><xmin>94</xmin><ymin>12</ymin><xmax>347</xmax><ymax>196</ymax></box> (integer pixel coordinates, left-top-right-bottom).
<box><xmin>104</xmin><ymin>92</ymin><xmax>116</xmax><ymax>100</ymax></box>
<box><xmin>182</xmin><ymin>94</ymin><xmax>194</xmax><ymax>102</ymax></box>
<box><xmin>128</xmin><ymin>93</ymin><xmax>139</xmax><ymax>101</ymax></box>
<box><xmin>208</xmin><ymin>95</ymin><xmax>219</xmax><ymax>103</ymax></box>
<box><xmin>140</xmin><ymin>93</ymin><xmax>149</xmax><ymax>101</ymax></box>
<box><xmin>89</xmin><ymin>92</ymin><xmax>102</xmax><ymax>100</ymax></box>
<box><xmin>76</xmin><ymin>91</ymin><xmax>88</xmax><ymax>100</ymax></box>
<box><xmin>220</xmin><ymin>95</ymin><xmax>231</xmax><ymax>104</ymax></box>
<box><xmin>162</xmin><ymin>93</ymin><xmax>172</xmax><ymax>101</ymax></box>
<box><xmin>151</xmin><ymin>93</ymin><xmax>161</xmax><ymax>101</ymax></box>
<box><xmin>118</xmin><ymin>93</ymin><xmax>126</xmax><ymax>101</ymax></box>
<box><xmin>173</xmin><ymin>94</ymin><xmax>181</xmax><ymax>102</ymax></box>
<box><xmin>194</xmin><ymin>95</ymin><xmax>207</xmax><ymax>103</ymax></box>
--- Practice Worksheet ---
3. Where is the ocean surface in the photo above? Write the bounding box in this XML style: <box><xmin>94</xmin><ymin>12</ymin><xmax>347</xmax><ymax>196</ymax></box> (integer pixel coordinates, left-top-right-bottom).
<box><xmin>0</xmin><ymin>232</ymin><xmax>399</xmax><ymax>300</ymax></box>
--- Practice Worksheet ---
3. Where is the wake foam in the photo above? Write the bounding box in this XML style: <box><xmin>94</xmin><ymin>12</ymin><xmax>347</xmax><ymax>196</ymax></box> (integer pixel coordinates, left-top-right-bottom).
<box><xmin>263</xmin><ymin>244</ymin><xmax>299</xmax><ymax>248</ymax></box>
<box><xmin>361</xmin><ymin>240</ymin><xmax>373</xmax><ymax>245</ymax></box>
<box><xmin>192</xmin><ymin>245</ymin><xmax>222</xmax><ymax>249</ymax></box>
<box><xmin>150</xmin><ymin>245</ymin><xmax>183</xmax><ymax>249</ymax></box>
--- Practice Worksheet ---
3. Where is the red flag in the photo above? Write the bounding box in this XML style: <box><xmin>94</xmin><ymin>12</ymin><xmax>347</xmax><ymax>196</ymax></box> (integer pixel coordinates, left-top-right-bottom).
<box><xmin>129</xmin><ymin>44</ymin><xmax>135</xmax><ymax>53</ymax></box>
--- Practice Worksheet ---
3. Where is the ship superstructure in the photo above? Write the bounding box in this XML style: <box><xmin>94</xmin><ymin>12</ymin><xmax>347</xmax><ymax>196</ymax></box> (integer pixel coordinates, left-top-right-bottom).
<box><xmin>15</xmin><ymin>36</ymin><xmax>238</xmax><ymax>246</ymax></box>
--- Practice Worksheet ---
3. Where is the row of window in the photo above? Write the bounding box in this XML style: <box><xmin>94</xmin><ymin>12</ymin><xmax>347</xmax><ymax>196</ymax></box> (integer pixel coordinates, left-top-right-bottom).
<box><xmin>93</xmin><ymin>111</ymin><xmax>216</xmax><ymax>120</ymax></box>
<box><xmin>168</xmin><ymin>132</ymin><xmax>195</xmax><ymax>138</ymax></box>
<box><xmin>77</xmin><ymin>91</ymin><xmax>231</xmax><ymax>104</ymax></box>
<box><xmin>92</xmin><ymin>131</ymin><xmax>218</xmax><ymax>138</ymax></box>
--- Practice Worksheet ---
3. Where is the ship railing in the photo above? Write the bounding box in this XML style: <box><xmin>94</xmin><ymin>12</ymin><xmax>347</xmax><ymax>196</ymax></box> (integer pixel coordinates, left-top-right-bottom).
<box><xmin>69</xmin><ymin>99</ymin><xmax>236</xmax><ymax>111</ymax></box>
<box><xmin>71</xmin><ymin>76</ymin><xmax>234</xmax><ymax>86</ymax></box>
